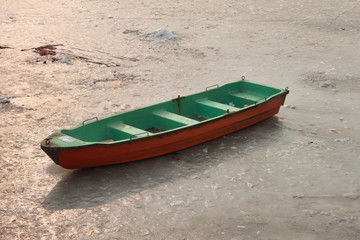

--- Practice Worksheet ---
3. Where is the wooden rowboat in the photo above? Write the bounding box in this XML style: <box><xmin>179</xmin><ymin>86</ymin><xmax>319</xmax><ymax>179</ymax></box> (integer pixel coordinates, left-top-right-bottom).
<box><xmin>41</xmin><ymin>79</ymin><xmax>289</xmax><ymax>169</ymax></box>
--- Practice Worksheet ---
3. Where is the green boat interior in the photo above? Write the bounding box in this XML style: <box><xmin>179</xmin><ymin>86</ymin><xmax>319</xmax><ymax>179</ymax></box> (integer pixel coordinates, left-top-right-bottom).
<box><xmin>61</xmin><ymin>81</ymin><xmax>283</xmax><ymax>143</ymax></box>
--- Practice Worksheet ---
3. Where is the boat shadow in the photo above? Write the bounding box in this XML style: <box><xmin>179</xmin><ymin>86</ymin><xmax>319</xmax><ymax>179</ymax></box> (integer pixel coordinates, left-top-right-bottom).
<box><xmin>42</xmin><ymin>116</ymin><xmax>285</xmax><ymax>210</ymax></box>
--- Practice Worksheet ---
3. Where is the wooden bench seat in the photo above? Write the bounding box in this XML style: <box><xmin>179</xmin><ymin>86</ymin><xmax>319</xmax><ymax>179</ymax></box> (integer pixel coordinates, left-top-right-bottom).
<box><xmin>196</xmin><ymin>99</ymin><xmax>239</xmax><ymax>112</ymax></box>
<box><xmin>153</xmin><ymin>110</ymin><xmax>199</xmax><ymax>125</ymax></box>
<box><xmin>108</xmin><ymin>122</ymin><xmax>152</xmax><ymax>137</ymax></box>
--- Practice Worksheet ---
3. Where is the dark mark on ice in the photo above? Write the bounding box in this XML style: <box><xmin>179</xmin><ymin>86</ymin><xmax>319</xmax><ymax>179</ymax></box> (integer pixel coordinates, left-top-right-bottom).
<box><xmin>0</xmin><ymin>97</ymin><xmax>10</xmax><ymax>104</ymax></box>
<box><xmin>0</xmin><ymin>92</ymin><xmax>10</xmax><ymax>104</ymax></box>
<box><xmin>123</xmin><ymin>29</ymin><xmax>141</xmax><ymax>35</ymax></box>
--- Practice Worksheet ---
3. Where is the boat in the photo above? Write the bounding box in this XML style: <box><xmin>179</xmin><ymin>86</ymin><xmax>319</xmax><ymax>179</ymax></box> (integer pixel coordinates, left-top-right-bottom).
<box><xmin>41</xmin><ymin>78</ymin><xmax>289</xmax><ymax>169</ymax></box>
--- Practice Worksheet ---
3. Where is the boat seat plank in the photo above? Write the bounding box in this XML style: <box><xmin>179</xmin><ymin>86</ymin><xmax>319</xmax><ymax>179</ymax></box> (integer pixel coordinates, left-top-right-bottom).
<box><xmin>108</xmin><ymin>122</ymin><xmax>152</xmax><ymax>136</ymax></box>
<box><xmin>196</xmin><ymin>99</ymin><xmax>239</xmax><ymax>112</ymax></box>
<box><xmin>154</xmin><ymin>110</ymin><xmax>199</xmax><ymax>125</ymax></box>
<box><xmin>231</xmin><ymin>91</ymin><xmax>265</xmax><ymax>102</ymax></box>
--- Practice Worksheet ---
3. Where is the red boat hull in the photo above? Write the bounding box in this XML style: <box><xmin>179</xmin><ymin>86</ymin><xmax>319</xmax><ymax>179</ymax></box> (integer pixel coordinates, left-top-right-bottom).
<box><xmin>56</xmin><ymin>95</ymin><xmax>283</xmax><ymax>169</ymax></box>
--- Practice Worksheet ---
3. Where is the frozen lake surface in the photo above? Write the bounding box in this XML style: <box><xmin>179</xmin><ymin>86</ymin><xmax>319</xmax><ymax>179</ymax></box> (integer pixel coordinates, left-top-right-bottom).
<box><xmin>1</xmin><ymin>0</ymin><xmax>360</xmax><ymax>239</ymax></box>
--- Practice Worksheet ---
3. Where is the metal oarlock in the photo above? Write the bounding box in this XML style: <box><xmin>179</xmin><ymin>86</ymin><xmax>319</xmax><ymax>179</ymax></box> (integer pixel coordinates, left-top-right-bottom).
<box><xmin>256</xmin><ymin>97</ymin><xmax>267</xmax><ymax>104</ymax></box>
<box><xmin>130</xmin><ymin>132</ymin><xmax>150</xmax><ymax>141</ymax></box>
<box><xmin>206</xmin><ymin>84</ymin><xmax>219</xmax><ymax>91</ymax></box>
<box><xmin>82</xmin><ymin>117</ymin><xmax>98</xmax><ymax>125</ymax></box>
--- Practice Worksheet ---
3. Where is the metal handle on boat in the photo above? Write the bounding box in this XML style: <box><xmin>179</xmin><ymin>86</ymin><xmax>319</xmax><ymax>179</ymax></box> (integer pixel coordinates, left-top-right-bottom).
<box><xmin>130</xmin><ymin>132</ymin><xmax>150</xmax><ymax>141</ymax></box>
<box><xmin>255</xmin><ymin>97</ymin><xmax>267</xmax><ymax>104</ymax></box>
<box><xmin>241</xmin><ymin>76</ymin><xmax>246</xmax><ymax>81</ymax></box>
<box><xmin>206</xmin><ymin>84</ymin><xmax>219</xmax><ymax>91</ymax></box>
<box><xmin>45</xmin><ymin>138</ymin><xmax>51</xmax><ymax>145</ymax></box>
<box><xmin>82</xmin><ymin>117</ymin><xmax>98</xmax><ymax>125</ymax></box>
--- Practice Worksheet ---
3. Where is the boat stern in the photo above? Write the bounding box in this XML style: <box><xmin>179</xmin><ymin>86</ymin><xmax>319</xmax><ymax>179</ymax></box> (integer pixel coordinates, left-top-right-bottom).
<box><xmin>41</xmin><ymin>140</ymin><xmax>61</xmax><ymax>165</ymax></box>
<box><xmin>40</xmin><ymin>131</ymin><xmax>65</xmax><ymax>165</ymax></box>
<box><xmin>40</xmin><ymin>139</ymin><xmax>60</xmax><ymax>164</ymax></box>
<box><xmin>41</xmin><ymin>130</ymin><xmax>90</xmax><ymax>166</ymax></box>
